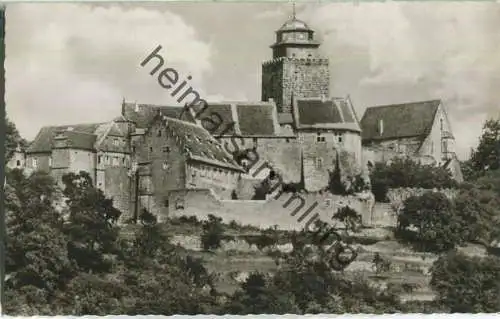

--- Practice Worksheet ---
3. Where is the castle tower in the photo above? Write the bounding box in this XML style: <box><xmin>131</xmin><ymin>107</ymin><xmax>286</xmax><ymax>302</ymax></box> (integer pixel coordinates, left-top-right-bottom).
<box><xmin>261</xmin><ymin>8</ymin><xmax>330</xmax><ymax>114</ymax></box>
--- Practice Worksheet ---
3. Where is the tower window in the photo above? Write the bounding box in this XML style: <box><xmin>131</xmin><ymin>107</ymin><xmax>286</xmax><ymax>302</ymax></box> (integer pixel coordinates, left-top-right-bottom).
<box><xmin>315</xmin><ymin>158</ymin><xmax>323</xmax><ymax>169</ymax></box>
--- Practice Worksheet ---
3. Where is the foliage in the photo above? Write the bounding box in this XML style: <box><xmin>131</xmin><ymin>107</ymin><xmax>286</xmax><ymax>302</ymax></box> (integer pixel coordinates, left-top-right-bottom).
<box><xmin>5</xmin><ymin>115</ymin><xmax>29</xmax><ymax>162</ymax></box>
<box><xmin>471</xmin><ymin>119</ymin><xmax>500</xmax><ymax>173</ymax></box>
<box><xmin>430</xmin><ymin>251</ymin><xmax>500</xmax><ymax>312</ymax></box>
<box><xmin>372</xmin><ymin>253</ymin><xmax>391</xmax><ymax>274</ymax></box>
<box><xmin>369</xmin><ymin>157</ymin><xmax>457</xmax><ymax>202</ymax></box>
<box><xmin>200</xmin><ymin>214</ymin><xmax>225</xmax><ymax>251</ymax></box>
<box><xmin>62</xmin><ymin>171</ymin><xmax>122</xmax><ymax>273</ymax></box>
<box><xmin>395</xmin><ymin>192</ymin><xmax>464</xmax><ymax>252</ymax></box>
<box><xmin>332</xmin><ymin>206</ymin><xmax>362</xmax><ymax>233</ymax></box>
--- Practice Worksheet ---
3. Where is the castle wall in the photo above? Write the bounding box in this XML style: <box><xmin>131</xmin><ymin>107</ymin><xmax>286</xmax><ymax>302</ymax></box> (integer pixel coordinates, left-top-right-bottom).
<box><xmin>104</xmin><ymin>166</ymin><xmax>131</xmax><ymax>217</ymax></box>
<box><xmin>186</xmin><ymin>162</ymin><xmax>239</xmax><ymax>199</ymax></box>
<box><xmin>68</xmin><ymin>149</ymin><xmax>96</xmax><ymax>182</ymax></box>
<box><xmin>7</xmin><ymin>151</ymin><xmax>25</xmax><ymax>170</ymax></box>
<box><xmin>26</xmin><ymin>153</ymin><xmax>51</xmax><ymax>172</ymax></box>
<box><xmin>166</xmin><ymin>188</ymin><xmax>391</xmax><ymax>230</ymax></box>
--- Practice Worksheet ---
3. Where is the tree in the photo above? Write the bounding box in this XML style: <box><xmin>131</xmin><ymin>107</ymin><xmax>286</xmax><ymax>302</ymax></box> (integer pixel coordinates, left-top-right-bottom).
<box><xmin>395</xmin><ymin>192</ymin><xmax>464</xmax><ymax>252</ymax></box>
<box><xmin>5</xmin><ymin>115</ymin><xmax>29</xmax><ymax>162</ymax></box>
<box><xmin>200</xmin><ymin>214</ymin><xmax>225</xmax><ymax>251</ymax></box>
<box><xmin>471</xmin><ymin>119</ymin><xmax>500</xmax><ymax>173</ymax></box>
<box><xmin>4</xmin><ymin>170</ymin><xmax>75</xmax><ymax>315</ymax></box>
<box><xmin>369</xmin><ymin>157</ymin><xmax>457</xmax><ymax>202</ymax></box>
<box><xmin>430</xmin><ymin>251</ymin><xmax>500</xmax><ymax>312</ymax></box>
<box><xmin>61</xmin><ymin>171</ymin><xmax>122</xmax><ymax>273</ymax></box>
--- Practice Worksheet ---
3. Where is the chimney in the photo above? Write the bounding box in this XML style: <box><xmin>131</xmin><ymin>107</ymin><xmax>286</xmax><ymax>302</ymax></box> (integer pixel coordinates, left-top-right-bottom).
<box><xmin>378</xmin><ymin>119</ymin><xmax>384</xmax><ymax>136</ymax></box>
<box><xmin>134</xmin><ymin>101</ymin><xmax>139</xmax><ymax>112</ymax></box>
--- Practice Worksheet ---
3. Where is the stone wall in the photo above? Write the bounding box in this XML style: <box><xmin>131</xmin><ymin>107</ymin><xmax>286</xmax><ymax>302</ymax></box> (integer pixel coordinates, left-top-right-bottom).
<box><xmin>261</xmin><ymin>57</ymin><xmax>329</xmax><ymax>114</ymax></box>
<box><xmin>104</xmin><ymin>166</ymin><xmax>131</xmax><ymax>217</ymax></box>
<box><xmin>166</xmin><ymin>188</ymin><xmax>381</xmax><ymax>230</ymax></box>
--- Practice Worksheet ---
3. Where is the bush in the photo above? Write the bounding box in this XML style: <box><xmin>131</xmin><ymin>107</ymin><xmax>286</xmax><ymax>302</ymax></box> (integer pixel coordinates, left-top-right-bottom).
<box><xmin>430</xmin><ymin>251</ymin><xmax>500</xmax><ymax>312</ymax></box>
<box><xmin>370</xmin><ymin>157</ymin><xmax>457</xmax><ymax>202</ymax></box>
<box><xmin>200</xmin><ymin>214</ymin><xmax>225</xmax><ymax>251</ymax></box>
<box><xmin>395</xmin><ymin>192</ymin><xmax>464</xmax><ymax>252</ymax></box>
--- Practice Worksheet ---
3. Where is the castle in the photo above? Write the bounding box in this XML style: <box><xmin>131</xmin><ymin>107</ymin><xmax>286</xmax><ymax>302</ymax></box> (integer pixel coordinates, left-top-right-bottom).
<box><xmin>11</xmin><ymin>12</ymin><xmax>463</xmax><ymax>221</ymax></box>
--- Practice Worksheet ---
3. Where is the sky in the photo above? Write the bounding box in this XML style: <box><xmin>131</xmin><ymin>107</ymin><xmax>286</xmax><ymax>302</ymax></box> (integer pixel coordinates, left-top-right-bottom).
<box><xmin>5</xmin><ymin>2</ymin><xmax>500</xmax><ymax>160</ymax></box>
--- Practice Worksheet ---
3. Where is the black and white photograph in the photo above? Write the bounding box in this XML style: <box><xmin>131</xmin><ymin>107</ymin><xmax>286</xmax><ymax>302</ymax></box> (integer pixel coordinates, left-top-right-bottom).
<box><xmin>3</xmin><ymin>1</ymin><xmax>500</xmax><ymax>315</ymax></box>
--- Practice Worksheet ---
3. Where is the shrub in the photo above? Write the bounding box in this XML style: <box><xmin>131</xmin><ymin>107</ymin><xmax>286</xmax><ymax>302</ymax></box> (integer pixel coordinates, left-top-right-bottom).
<box><xmin>200</xmin><ymin>214</ymin><xmax>225</xmax><ymax>251</ymax></box>
<box><xmin>430</xmin><ymin>250</ymin><xmax>500</xmax><ymax>312</ymax></box>
<box><xmin>370</xmin><ymin>157</ymin><xmax>457</xmax><ymax>202</ymax></box>
<box><xmin>395</xmin><ymin>192</ymin><xmax>464</xmax><ymax>252</ymax></box>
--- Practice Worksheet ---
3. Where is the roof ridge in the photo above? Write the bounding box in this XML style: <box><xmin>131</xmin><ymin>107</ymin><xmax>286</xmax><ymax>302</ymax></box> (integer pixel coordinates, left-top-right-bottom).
<box><xmin>365</xmin><ymin>99</ymin><xmax>441</xmax><ymax>111</ymax></box>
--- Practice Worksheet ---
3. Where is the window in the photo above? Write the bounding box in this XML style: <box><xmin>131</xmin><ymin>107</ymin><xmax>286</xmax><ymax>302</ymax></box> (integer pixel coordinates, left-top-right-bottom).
<box><xmin>325</xmin><ymin>199</ymin><xmax>332</xmax><ymax>207</ymax></box>
<box><xmin>162</xmin><ymin>146</ymin><xmax>170</xmax><ymax>153</ymax></box>
<box><xmin>286</xmin><ymin>138</ymin><xmax>290</xmax><ymax>143</ymax></box>
<box><xmin>316</xmin><ymin>135</ymin><xmax>326</xmax><ymax>142</ymax></box>
<box><xmin>16</xmin><ymin>160</ymin><xmax>20</xmax><ymax>167</ymax></box>
<box><xmin>440</xmin><ymin>118</ymin><xmax>444</xmax><ymax>132</ymax></box>
<box><xmin>122</xmin><ymin>158</ymin><xmax>125</xmax><ymax>164</ymax></box>
<box><xmin>48</xmin><ymin>157</ymin><xmax>52</xmax><ymax>167</ymax></box>
<box><xmin>113</xmin><ymin>139</ymin><xmax>119</xmax><ymax>146</ymax></box>
<box><xmin>149</xmin><ymin>147</ymin><xmax>153</xmax><ymax>153</ymax></box>
<box><xmin>164</xmin><ymin>199</ymin><xmax>169</xmax><ymax>208</ymax></box>
<box><xmin>315</xmin><ymin>158</ymin><xmax>323</xmax><ymax>169</ymax></box>
<box><xmin>32</xmin><ymin>158</ymin><xmax>38</xmax><ymax>168</ymax></box>
<box><xmin>98</xmin><ymin>156</ymin><xmax>102</xmax><ymax>164</ymax></box>
<box><xmin>132</xmin><ymin>146</ymin><xmax>136</xmax><ymax>153</ymax></box>
<box><xmin>157</xmin><ymin>130</ymin><xmax>162</xmax><ymax>137</ymax></box>
<box><xmin>253</xmin><ymin>138</ymin><xmax>258</xmax><ymax>144</ymax></box>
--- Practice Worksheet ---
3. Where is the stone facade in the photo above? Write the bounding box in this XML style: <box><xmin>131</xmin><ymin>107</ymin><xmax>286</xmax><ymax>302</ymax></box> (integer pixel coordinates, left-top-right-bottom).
<box><xmin>262</xmin><ymin>57</ymin><xmax>329</xmax><ymax>113</ymax></box>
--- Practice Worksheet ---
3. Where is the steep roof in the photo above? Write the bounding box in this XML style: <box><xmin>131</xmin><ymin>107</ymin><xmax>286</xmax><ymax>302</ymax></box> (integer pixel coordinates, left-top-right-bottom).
<box><xmin>27</xmin><ymin>123</ymin><xmax>103</xmax><ymax>153</ymax></box>
<box><xmin>61</xmin><ymin>131</ymin><xmax>97</xmax><ymax>151</ymax></box>
<box><xmin>175</xmin><ymin>101</ymin><xmax>281</xmax><ymax>137</ymax></box>
<box><xmin>153</xmin><ymin>115</ymin><xmax>244</xmax><ymax>172</ymax></box>
<box><xmin>361</xmin><ymin>100</ymin><xmax>441</xmax><ymax>141</ymax></box>
<box><xmin>122</xmin><ymin>102</ymin><xmax>195</xmax><ymax>128</ymax></box>
<box><xmin>292</xmin><ymin>97</ymin><xmax>361</xmax><ymax>132</ymax></box>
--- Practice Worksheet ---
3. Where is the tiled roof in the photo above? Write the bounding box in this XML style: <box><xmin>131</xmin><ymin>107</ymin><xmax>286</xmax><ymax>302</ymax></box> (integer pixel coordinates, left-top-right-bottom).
<box><xmin>62</xmin><ymin>131</ymin><xmax>97</xmax><ymax>151</ymax></box>
<box><xmin>360</xmin><ymin>100</ymin><xmax>441</xmax><ymax>141</ymax></box>
<box><xmin>197</xmin><ymin>103</ymin><xmax>235</xmax><ymax>135</ymax></box>
<box><xmin>156</xmin><ymin>115</ymin><xmax>243</xmax><ymax>172</ymax></box>
<box><xmin>236</xmin><ymin>103</ymin><xmax>277</xmax><ymax>136</ymax></box>
<box><xmin>122</xmin><ymin>102</ymin><xmax>195</xmax><ymax>128</ymax></box>
<box><xmin>292</xmin><ymin>97</ymin><xmax>361</xmax><ymax>132</ymax></box>
<box><xmin>27</xmin><ymin>123</ymin><xmax>103</xmax><ymax>153</ymax></box>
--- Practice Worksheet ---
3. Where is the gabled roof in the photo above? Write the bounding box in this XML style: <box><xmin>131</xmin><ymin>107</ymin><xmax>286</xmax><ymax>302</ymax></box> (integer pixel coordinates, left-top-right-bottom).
<box><xmin>292</xmin><ymin>97</ymin><xmax>361</xmax><ymax>132</ymax></box>
<box><xmin>152</xmin><ymin>115</ymin><xmax>244</xmax><ymax>172</ymax></box>
<box><xmin>179</xmin><ymin>101</ymin><xmax>282</xmax><ymax>137</ymax></box>
<box><xmin>27</xmin><ymin>123</ymin><xmax>103</xmax><ymax>153</ymax></box>
<box><xmin>61</xmin><ymin>131</ymin><xmax>97</xmax><ymax>151</ymax></box>
<box><xmin>361</xmin><ymin>100</ymin><xmax>441</xmax><ymax>142</ymax></box>
<box><xmin>122</xmin><ymin>102</ymin><xmax>196</xmax><ymax>128</ymax></box>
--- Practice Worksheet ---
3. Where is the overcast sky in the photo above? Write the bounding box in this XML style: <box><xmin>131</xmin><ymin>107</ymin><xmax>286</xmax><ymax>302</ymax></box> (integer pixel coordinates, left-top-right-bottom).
<box><xmin>5</xmin><ymin>2</ymin><xmax>500</xmax><ymax>160</ymax></box>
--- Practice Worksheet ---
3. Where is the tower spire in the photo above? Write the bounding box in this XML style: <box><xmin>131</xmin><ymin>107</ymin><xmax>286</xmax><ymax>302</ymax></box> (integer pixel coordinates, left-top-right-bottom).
<box><xmin>292</xmin><ymin>2</ymin><xmax>296</xmax><ymax>19</ymax></box>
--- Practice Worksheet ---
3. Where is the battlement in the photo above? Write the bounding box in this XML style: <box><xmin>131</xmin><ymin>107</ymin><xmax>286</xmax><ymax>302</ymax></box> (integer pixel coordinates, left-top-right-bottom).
<box><xmin>262</xmin><ymin>57</ymin><xmax>329</xmax><ymax>66</ymax></box>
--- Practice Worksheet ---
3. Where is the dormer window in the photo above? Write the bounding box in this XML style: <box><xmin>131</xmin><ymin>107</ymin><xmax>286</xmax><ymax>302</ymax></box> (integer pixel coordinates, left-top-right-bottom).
<box><xmin>113</xmin><ymin>139</ymin><xmax>120</xmax><ymax>146</ymax></box>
